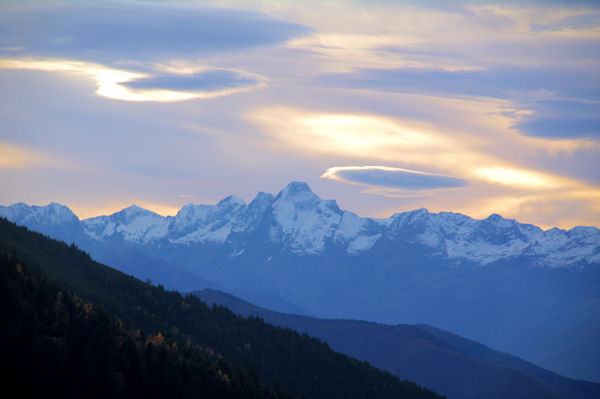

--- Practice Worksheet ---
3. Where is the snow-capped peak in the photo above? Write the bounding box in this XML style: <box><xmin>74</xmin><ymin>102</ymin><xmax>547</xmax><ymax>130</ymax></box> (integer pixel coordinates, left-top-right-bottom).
<box><xmin>269</xmin><ymin>183</ymin><xmax>351</xmax><ymax>254</ymax></box>
<box><xmin>276</xmin><ymin>181</ymin><xmax>319</xmax><ymax>204</ymax></box>
<box><xmin>167</xmin><ymin>196</ymin><xmax>247</xmax><ymax>245</ymax></box>
<box><xmin>3</xmin><ymin>183</ymin><xmax>598</xmax><ymax>267</ymax></box>
<box><xmin>217</xmin><ymin>195</ymin><xmax>246</xmax><ymax>207</ymax></box>
<box><xmin>82</xmin><ymin>205</ymin><xmax>168</xmax><ymax>243</ymax></box>
<box><xmin>383</xmin><ymin>209</ymin><xmax>599</xmax><ymax>267</ymax></box>
<box><xmin>116</xmin><ymin>205</ymin><xmax>158</xmax><ymax>219</ymax></box>
<box><xmin>0</xmin><ymin>201</ymin><xmax>79</xmax><ymax>225</ymax></box>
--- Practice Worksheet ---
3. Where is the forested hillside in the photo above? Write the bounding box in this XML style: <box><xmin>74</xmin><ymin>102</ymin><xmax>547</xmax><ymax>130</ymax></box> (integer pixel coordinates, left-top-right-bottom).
<box><xmin>0</xmin><ymin>218</ymin><xmax>441</xmax><ymax>399</ymax></box>
<box><xmin>0</xmin><ymin>253</ymin><xmax>290</xmax><ymax>398</ymax></box>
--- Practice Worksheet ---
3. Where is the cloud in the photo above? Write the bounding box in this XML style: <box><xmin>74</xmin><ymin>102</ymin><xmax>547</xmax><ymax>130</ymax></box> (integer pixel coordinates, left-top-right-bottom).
<box><xmin>0</xmin><ymin>59</ymin><xmax>266</xmax><ymax>102</ymax></box>
<box><xmin>122</xmin><ymin>68</ymin><xmax>265</xmax><ymax>93</ymax></box>
<box><xmin>0</xmin><ymin>2</ymin><xmax>308</xmax><ymax>63</ymax></box>
<box><xmin>531</xmin><ymin>12</ymin><xmax>600</xmax><ymax>32</ymax></box>
<box><xmin>316</xmin><ymin>67</ymin><xmax>599</xmax><ymax>101</ymax></box>
<box><xmin>322</xmin><ymin>166</ymin><xmax>469</xmax><ymax>190</ymax></box>
<box><xmin>0</xmin><ymin>2</ymin><xmax>301</xmax><ymax>102</ymax></box>
<box><xmin>511</xmin><ymin>99</ymin><xmax>600</xmax><ymax>139</ymax></box>
<box><xmin>314</xmin><ymin>66</ymin><xmax>600</xmax><ymax>139</ymax></box>
<box><xmin>283</xmin><ymin>2</ymin><xmax>599</xmax><ymax>141</ymax></box>
<box><xmin>278</xmin><ymin>1</ymin><xmax>600</xmax><ymax>74</ymax></box>
<box><xmin>515</xmin><ymin>117</ymin><xmax>600</xmax><ymax>139</ymax></box>
<box><xmin>472</xmin><ymin>167</ymin><xmax>564</xmax><ymax>189</ymax></box>
<box><xmin>251</xmin><ymin>105</ymin><xmax>598</xmax><ymax>214</ymax></box>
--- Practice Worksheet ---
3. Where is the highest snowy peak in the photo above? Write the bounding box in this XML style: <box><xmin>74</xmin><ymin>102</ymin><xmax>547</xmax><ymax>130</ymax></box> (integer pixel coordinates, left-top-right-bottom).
<box><xmin>268</xmin><ymin>182</ymin><xmax>347</xmax><ymax>253</ymax></box>
<box><xmin>2</xmin><ymin>182</ymin><xmax>599</xmax><ymax>266</ymax></box>
<box><xmin>275</xmin><ymin>181</ymin><xmax>319</xmax><ymax>203</ymax></box>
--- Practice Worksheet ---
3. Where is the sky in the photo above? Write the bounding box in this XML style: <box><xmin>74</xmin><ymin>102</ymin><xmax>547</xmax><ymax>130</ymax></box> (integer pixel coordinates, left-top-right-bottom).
<box><xmin>0</xmin><ymin>0</ymin><xmax>599</xmax><ymax>229</ymax></box>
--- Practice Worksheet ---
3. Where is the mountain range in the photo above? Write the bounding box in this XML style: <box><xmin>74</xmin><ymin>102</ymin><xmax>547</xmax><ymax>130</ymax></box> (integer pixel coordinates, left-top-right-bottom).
<box><xmin>2</xmin><ymin>182</ymin><xmax>599</xmax><ymax>382</ymax></box>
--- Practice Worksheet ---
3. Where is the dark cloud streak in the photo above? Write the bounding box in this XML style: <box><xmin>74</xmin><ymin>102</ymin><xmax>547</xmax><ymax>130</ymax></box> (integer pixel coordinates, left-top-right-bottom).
<box><xmin>122</xmin><ymin>69</ymin><xmax>261</xmax><ymax>92</ymax></box>
<box><xmin>0</xmin><ymin>3</ymin><xmax>309</xmax><ymax>63</ymax></box>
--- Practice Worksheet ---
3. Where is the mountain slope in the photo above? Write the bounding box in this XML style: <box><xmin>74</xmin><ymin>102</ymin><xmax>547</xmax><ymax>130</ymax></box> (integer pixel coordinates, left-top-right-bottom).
<box><xmin>414</xmin><ymin>325</ymin><xmax>600</xmax><ymax>399</ymax></box>
<box><xmin>2</xmin><ymin>182</ymin><xmax>599</xmax><ymax>381</ymax></box>
<box><xmin>0</xmin><ymin>217</ymin><xmax>441</xmax><ymax>399</ymax></box>
<box><xmin>194</xmin><ymin>288</ymin><xmax>600</xmax><ymax>399</ymax></box>
<box><xmin>0</xmin><ymin>254</ymin><xmax>294</xmax><ymax>399</ymax></box>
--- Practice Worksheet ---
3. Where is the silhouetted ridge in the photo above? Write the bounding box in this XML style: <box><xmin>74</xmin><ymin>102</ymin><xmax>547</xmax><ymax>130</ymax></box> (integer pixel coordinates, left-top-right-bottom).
<box><xmin>193</xmin><ymin>288</ymin><xmax>600</xmax><ymax>399</ymax></box>
<box><xmin>0</xmin><ymin>217</ymin><xmax>442</xmax><ymax>399</ymax></box>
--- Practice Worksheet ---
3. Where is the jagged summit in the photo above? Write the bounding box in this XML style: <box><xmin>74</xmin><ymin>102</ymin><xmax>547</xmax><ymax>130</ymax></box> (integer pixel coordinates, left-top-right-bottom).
<box><xmin>282</xmin><ymin>181</ymin><xmax>314</xmax><ymax>194</ymax></box>
<box><xmin>275</xmin><ymin>181</ymin><xmax>319</xmax><ymax>203</ymax></box>
<box><xmin>118</xmin><ymin>204</ymin><xmax>157</xmax><ymax>216</ymax></box>
<box><xmin>0</xmin><ymin>201</ymin><xmax>78</xmax><ymax>225</ymax></box>
<box><xmin>250</xmin><ymin>191</ymin><xmax>275</xmax><ymax>206</ymax></box>
<box><xmin>218</xmin><ymin>195</ymin><xmax>246</xmax><ymax>207</ymax></box>
<box><xmin>1</xmin><ymin>182</ymin><xmax>599</xmax><ymax>266</ymax></box>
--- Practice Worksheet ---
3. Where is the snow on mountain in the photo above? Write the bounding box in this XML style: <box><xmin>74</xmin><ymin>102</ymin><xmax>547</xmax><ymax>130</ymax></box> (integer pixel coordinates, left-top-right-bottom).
<box><xmin>1</xmin><ymin>182</ymin><xmax>599</xmax><ymax>266</ymax></box>
<box><xmin>334</xmin><ymin>211</ymin><xmax>385</xmax><ymax>254</ymax></box>
<box><xmin>169</xmin><ymin>196</ymin><xmax>245</xmax><ymax>244</ymax></box>
<box><xmin>0</xmin><ymin>202</ymin><xmax>79</xmax><ymax>226</ymax></box>
<box><xmin>270</xmin><ymin>182</ymin><xmax>344</xmax><ymax>254</ymax></box>
<box><xmin>385</xmin><ymin>210</ymin><xmax>599</xmax><ymax>266</ymax></box>
<box><xmin>0</xmin><ymin>202</ymin><xmax>83</xmax><ymax>245</ymax></box>
<box><xmin>385</xmin><ymin>210</ymin><xmax>540</xmax><ymax>264</ymax></box>
<box><xmin>232</xmin><ymin>191</ymin><xmax>274</xmax><ymax>232</ymax></box>
<box><xmin>83</xmin><ymin>205</ymin><xmax>170</xmax><ymax>243</ymax></box>
<box><xmin>534</xmin><ymin>226</ymin><xmax>600</xmax><ymax>267</ymax></box>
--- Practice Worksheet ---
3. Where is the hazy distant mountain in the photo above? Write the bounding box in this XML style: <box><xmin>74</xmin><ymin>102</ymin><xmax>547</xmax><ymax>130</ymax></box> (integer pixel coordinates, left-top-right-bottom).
<box><xmin>194</xmin><ymin>288</ymin><xmax>600</xmax><ymax>399</ymax></box>
<box><xmin>2</xmin><ymin>181</ymin><xmax>599</xmax><ymax>381</ymax></box>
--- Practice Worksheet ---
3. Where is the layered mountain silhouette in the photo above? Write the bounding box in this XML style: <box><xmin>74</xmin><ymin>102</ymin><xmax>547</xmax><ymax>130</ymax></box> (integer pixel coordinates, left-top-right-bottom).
<box><xmin>2</xmin><ymin>182</ymin><xmax>599</xmax><ymax>381</ymax></box>
<box><xmin>194</xmin><ymin>288</ymin><xmax>600</xmax><ymax>399</ymax></box>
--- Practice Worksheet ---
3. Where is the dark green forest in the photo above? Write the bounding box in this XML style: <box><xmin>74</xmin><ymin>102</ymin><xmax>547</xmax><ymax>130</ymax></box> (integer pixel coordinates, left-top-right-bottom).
<box><xmin>0</xmin><ymin>253</ymin><xmax>290</xmax><ymax>398</ymax></box>
<box><xmin>0</xmin><ymin>218</ymin><xmax>442</xmax><ymax>399</ymax></box>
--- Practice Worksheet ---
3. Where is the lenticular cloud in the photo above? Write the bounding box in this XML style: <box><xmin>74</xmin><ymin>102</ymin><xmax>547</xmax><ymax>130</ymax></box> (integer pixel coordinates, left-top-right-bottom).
<box><xmin>322</xmin><ymin>166</ymin><xmax>469</xmax><ymax>190</ymax></box>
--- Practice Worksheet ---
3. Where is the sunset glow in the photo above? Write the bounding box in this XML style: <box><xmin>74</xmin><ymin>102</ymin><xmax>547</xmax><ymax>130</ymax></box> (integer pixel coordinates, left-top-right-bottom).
<box><xmin>0</xmin><ymin>0</ymin><xmax>598</xmax><ymax>229</ymax></box>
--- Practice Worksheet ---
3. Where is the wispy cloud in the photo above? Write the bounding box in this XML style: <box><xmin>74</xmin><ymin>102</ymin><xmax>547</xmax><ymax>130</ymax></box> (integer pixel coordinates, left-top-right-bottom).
<box><xmin>0</xmin><ymin>59</ymin><xmax>267</xmax><ymax>102</ymax></box>
<box><xmin>313</xmin><ymin>66</ymin><xmax>600</xmax><ymax>140</ymax></box>
<box><xmin>0</xmin><ymin>3</ymin><xmax>301</xmax><ymax>102</ymax></box>
<box><xmin>315</xmin><ymin>67</ymin><xmax>599</xmax><ymax>102</ymax></box>
<box><xmin>531</xmin><ymin>12</ymin><xmax>600</xmax><ymax>32</ymax></box>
